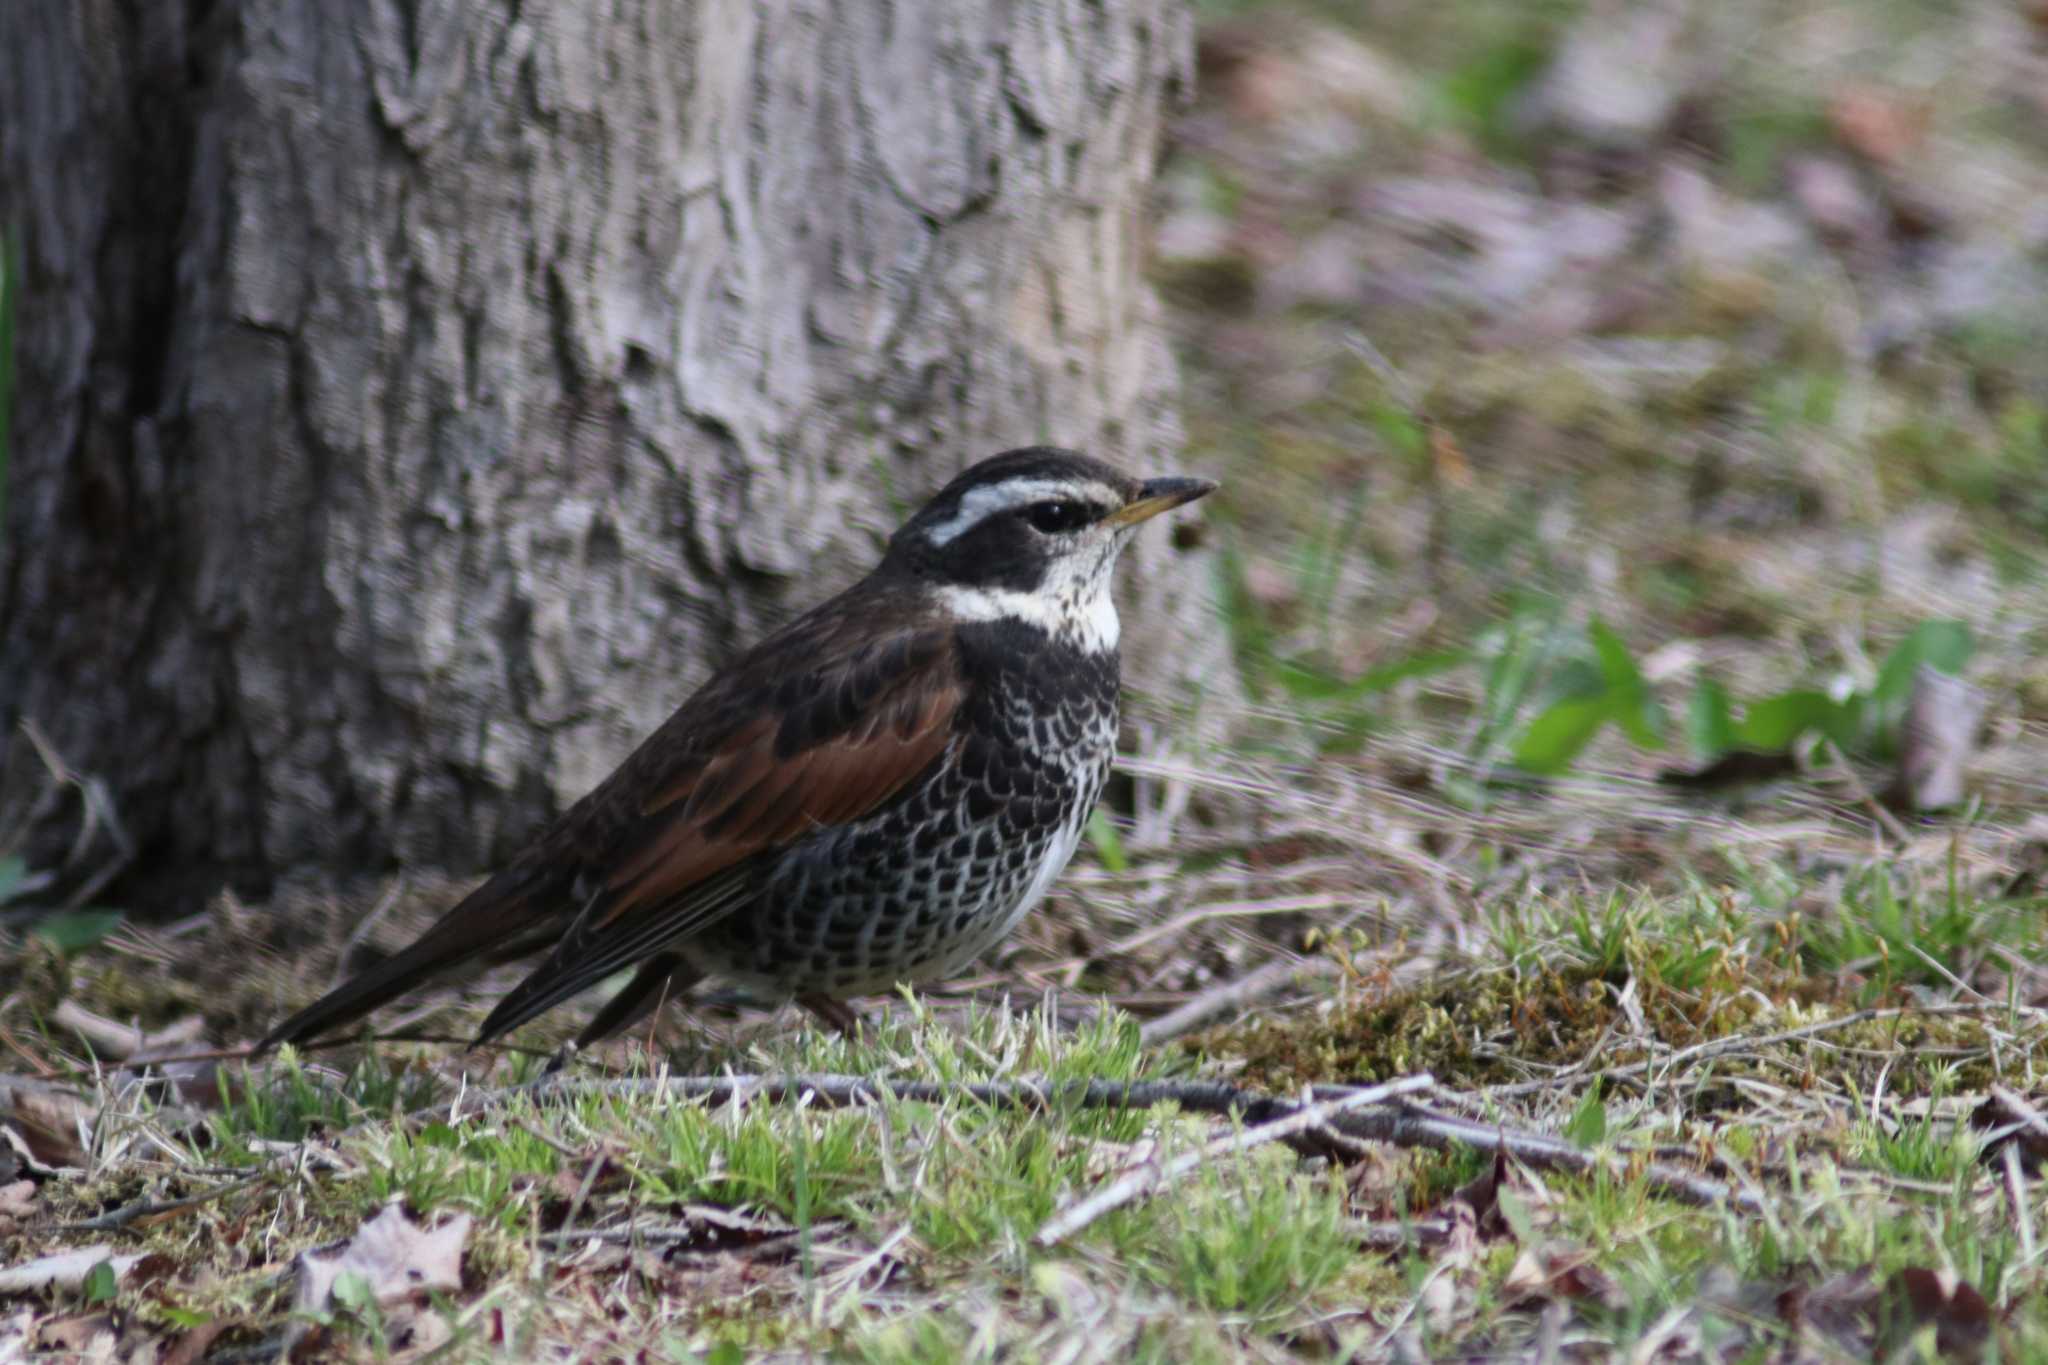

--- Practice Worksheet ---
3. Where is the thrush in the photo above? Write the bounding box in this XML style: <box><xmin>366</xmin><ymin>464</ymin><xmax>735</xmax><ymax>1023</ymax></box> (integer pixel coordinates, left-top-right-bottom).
<box><xmin>260</xmin><ymin>448</ymin><xmax>1215</xmax><ymax>1051</ymax></box>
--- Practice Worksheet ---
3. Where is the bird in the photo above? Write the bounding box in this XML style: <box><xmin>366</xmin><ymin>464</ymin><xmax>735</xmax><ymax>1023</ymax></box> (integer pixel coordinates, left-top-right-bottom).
<box><xmin>260</xmin><ymin>447</ymin><xmax>1216</xmax><ymax>1053</ymax></box>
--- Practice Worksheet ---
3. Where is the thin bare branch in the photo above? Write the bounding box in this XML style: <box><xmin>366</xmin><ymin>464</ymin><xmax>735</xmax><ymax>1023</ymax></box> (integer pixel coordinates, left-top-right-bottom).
<box><xmin>1137</xmin><ymin>956</ymin><xmax>1337</xmax><ymax>1046</ymax></box>
<box><xmin>1034</xmin><ymin>1074</ymin><xmax>1437</xmax><ymax>1246</ymax></box>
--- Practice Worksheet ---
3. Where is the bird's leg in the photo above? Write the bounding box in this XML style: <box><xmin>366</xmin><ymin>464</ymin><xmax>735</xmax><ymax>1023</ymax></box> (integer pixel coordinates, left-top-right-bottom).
<box><xmin>796</xmin><ymin>994</ymin><xmax>864</xmax><ymax>1036</ymax></box>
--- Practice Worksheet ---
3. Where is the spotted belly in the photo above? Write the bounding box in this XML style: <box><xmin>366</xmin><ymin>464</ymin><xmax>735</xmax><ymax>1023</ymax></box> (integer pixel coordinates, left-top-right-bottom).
<box><xmin>681</xmin><ymin>728</ymin><xmax>1111</xmax><ymax>1001</ymax></box>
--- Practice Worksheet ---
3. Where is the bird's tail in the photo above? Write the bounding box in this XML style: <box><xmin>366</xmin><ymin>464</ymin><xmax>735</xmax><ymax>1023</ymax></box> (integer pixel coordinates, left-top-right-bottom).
<box><xmin>256</xmin><ymin>868</ymin><xmax>557</xmax><ymax>1053</ymax></box>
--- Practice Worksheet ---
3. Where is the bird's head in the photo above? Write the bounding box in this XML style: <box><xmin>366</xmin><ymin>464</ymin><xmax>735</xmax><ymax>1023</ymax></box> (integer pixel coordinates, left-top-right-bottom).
<box><xmin>883</xmin><ymin>447</ymin><xmax>1217</xmax><ymax>650</ymax></box>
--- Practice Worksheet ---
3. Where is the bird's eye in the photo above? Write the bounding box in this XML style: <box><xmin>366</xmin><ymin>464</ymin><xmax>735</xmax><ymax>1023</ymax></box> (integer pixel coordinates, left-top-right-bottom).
<box><xmin>1023</xmin><ymin>500</ymin><xmax>1088</xmax><ymax>534</ymax></box>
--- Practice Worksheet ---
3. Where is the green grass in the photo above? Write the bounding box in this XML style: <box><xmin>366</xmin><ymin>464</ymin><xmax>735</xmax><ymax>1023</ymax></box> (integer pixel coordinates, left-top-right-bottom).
<box><xmin>1128</xmin><ymin>1152</ymin><xmax>1354</xmax><ymax>1318</ymax></box>
<box><xmin>10</xmin><ymin>894</ymin><xmax>2048</xmax><ymax>1357</ymax></box>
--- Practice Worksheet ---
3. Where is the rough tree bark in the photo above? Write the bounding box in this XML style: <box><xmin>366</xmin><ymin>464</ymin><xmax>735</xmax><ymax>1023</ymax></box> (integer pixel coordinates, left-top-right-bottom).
<box><xmin>0</xmin><ymin>0</ymin><xmax>1202</xmax><ymax>909</ymax></box>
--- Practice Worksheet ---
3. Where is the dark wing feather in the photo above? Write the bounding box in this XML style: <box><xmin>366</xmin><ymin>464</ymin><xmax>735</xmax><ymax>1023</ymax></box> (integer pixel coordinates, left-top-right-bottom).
<box><xmin>572</xmin><ymin>955</ymin><xmax>704</xmax><ymax>1048</ymax></box>
<box><xmin>257</xmin><ymin>865</ymin><xmax>565</xmax><ymax>1052</ymax></box>
<box><xmin>258</xmin><ymin>592</ymin><xmax>963</xmax><ymax>1051</ymax></box>
<box><xmin>472</xmin><ymin>628</ymin><xmax>963</xmax><ymax>1042</ymax></box>
<box><xmin>471</xmin><ymin>865</ymin><xmax>758</xmax><ymax>1041</ymax></box>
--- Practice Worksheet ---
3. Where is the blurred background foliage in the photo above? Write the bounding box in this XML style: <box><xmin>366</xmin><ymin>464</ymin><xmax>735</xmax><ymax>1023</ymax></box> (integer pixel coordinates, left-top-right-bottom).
<box><xmin>1154</xmin><ymin>0</ymin><xmax>2046</xmax><ymax>803</ymax></box>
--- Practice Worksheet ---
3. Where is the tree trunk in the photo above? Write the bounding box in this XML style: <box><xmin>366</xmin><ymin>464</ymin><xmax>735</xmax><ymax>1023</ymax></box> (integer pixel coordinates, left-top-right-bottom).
<box><xmin>0</xmin><ymin>0</ymin><xmax>1198</xmax><ymax>909</ymax></box>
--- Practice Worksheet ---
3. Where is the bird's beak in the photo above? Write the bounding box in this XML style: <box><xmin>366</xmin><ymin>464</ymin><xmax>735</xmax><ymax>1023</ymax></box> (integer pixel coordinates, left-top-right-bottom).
<box><xmin>1107</xmin><ymin>475</ymin><xmax>1219</xmax><ymax>528</ymax></box>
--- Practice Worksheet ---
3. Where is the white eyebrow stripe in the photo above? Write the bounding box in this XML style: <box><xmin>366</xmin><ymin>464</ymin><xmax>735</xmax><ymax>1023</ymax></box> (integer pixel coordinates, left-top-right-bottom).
<box><xmin>921</xmin><ymin>478</ymin><xmax>1120</xmax><ymax>547</ymax></box>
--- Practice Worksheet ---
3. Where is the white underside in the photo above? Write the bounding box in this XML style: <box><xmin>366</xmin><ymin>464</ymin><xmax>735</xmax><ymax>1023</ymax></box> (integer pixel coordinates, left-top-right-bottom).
<box><xmin>928</xmin><ymin>813</ymin><xmax>1088</xmax><ymax>979</ymax></box>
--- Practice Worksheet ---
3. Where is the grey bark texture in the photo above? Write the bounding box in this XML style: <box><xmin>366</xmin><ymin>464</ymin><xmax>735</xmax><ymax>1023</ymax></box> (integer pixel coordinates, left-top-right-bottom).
<box><xmin>0</xmin><ymin>0</ymin><xmax>1202</xmax><ymax>908</ymax></box>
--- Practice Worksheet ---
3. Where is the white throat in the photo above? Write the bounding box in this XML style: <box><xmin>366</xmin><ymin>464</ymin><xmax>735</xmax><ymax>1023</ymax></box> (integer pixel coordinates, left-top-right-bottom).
<box><xmin>933</xmin><ymin>580</ymin><xmax>1121</xmax><ymax>652</ymax></box>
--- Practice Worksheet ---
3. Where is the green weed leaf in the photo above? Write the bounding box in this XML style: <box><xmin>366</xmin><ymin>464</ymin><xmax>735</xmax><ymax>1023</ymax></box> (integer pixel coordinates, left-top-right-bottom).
<box><xmin>1514</xmin><ymin>696</ymin><xmax>1615</xmax><ymax>774</ymax></box>
<box><xmin>1614</xmin><ymin>692</ymin><xmax>1666</xmax><ymax>750</ymax></box>
<box><xmin>1495</xmin><ymin>1186</ymin><xmax>1537</xmax><ymax>1244</ymax></box>
<box><xmin>1589</xmin><ymin>620</ymin><xmax>1643</xmax><ymax>693</ymax></box>
<box><xmin>1086</xmin><ymin>810</ymin><xmax>1129</xmax><ymax>874</ymax></box>
<box><xmin>1687</xmin><ymin>678</ymin><xmax>1737</xmax><ymax>757</ymax></box>
<box><xmin>1436</xmin><ymin>36</ymin><xmax>1550</xmax><ymax>154</ymax></box>
<box><xmin>1734</xmin><ymin>691</ymin><xmax>1859</xmax><ymax>752</ymax></box>
<box><xmin>33</xmin><ymin>909</ymin><xmax>123</xmax><ymax>954</ymax></box>
<box><xmin>1366</xmin><ymin>400</ymin><xmax>1428</xmax><ymax>464</ymax></box>
<box><xmin>83</xmin><ymin>1259</ymin><xmax>118</xmax><ymax>1305</ymax></box>
<box><xmin>1873</xmin><ymin>620</ymin><xmax>1973</xmax><ymax>713</ymax></box>
<box><xmin>0</xmin><ymin>855</ymin><xmax>26</xmax><ymax>905</ymax></box>
<box><xmin>1566</xmin><ymin>1083</ymin><xmax>1608</xmax><ymax>1149</ymax></box>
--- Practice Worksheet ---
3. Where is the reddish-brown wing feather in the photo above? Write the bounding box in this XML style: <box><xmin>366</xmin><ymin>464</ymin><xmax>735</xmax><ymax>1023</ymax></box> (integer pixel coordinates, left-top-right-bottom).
<box><xmin>606</xmin><ymin>642</ymin><xmax>960</xmax><ymax>920</ymax></box>
<box><xmin>469</xmin><ymin>626</ymin><xmax>965</xmax><ymax>1041</ymax></box>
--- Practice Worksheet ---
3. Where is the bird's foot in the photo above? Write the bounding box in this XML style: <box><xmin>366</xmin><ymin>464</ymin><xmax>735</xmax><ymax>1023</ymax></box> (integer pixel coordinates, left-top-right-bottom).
<box><xmin>796</xmin><ymin>994</ymin><xmax>864</xmax><ymax>1036</ymax></box>
<box><xmin>542</xmin><ymin>1039</ymin><xmax>581</xmax><ymax>1077</ymax></box>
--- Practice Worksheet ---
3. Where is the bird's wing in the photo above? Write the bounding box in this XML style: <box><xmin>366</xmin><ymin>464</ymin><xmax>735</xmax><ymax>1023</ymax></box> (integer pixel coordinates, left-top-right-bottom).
<box><xmin>259</xmin><ymin>613</ymin><xmax>963</xmax><ymax>1053</ymax></box>
<box><xmin>469</xmin><ymin>625</ymin><xmax>965</xmax><ymax>1041</ymax></box>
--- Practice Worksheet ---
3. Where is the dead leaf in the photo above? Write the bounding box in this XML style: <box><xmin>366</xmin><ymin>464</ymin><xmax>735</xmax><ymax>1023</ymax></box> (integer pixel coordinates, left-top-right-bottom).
<box><xmin>1429</xmin><ymin>426</ymin><xmax>1472</xmax><ymax>490</ymax></box>
<box><xmin>1532</xmin><ymin>0</ymin><xmax>1692</xmax><ymax>144</ymax></box>
<box><xmin>1239</xmin><ymin>557</ymin><xmax>1296</xmax><ymax>610</ymax></box>
<box><xmin>294</xmin><ymin>1202</ymin><xmax>470</xmax><ymax>1311</ymax></box>
<box><xmin>1970</xmin><ymin>1089</ymin><xmax>2048</xmax><ymax>1174</ymax></box>
<box><xmin>1886</xmin><ymin>1266</ymin><xmax>1992</xmax><ymax>1360</ymax></box>
<box><xmin>1504</xmin><ymin>1244</ymin><xmax>1626</xmax><ymax>1311</ymax></box>
<box><xmin>289</xmin><ymin>1202</ymin><xmax>471</xmax><ymax>1362</ymax></box>
<box><xmin>0</xmin><ymin>1179</ymin><xmax>37</xmax><ymax>1222</ymax></box>
<box><xmin>0</xmin><ymin>1078</ymin><xmax>94</xmax><ymax>1168</ymax></box>
<box><xmin>1778</xmin><ymin>1265</ymin><xmax>1881</xmax><ymax>1356</ymax></box>
<box><xmin>1829</xmin><ymin>86</ymin><xmax>1928</xmax><ymax>167</ymax></box>
<box><xmin>1447</xmin><ymin>1145</ymin><xmax>1508</xmax><ymax>1235</ymax></box>
<box><xmin>0</xmin><ymin>1307</ymin><xmax>34</xmax><ymax>1356</ymax></box>
<box><xmin>162</xmin><ymin>1320</ymin><xmax>231</xmax><ymax>1365</ymax></box>
<box><xmin>0</xmin><ymin>1245</ymin><xmax>145</xmax><ymax>1295</ymax></box>
<box><xmin>34</xmin><ymin>1311</ymin><xmax>118</xmax><ymax>1355</ymax></box>
<box><xmin>1199</xmin><ymin>17</ymin><xmax>1418</xmax><ymax>129</ymax></box>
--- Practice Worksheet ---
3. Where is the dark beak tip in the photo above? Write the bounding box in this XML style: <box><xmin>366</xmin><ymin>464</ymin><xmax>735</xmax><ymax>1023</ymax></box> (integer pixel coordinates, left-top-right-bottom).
<box><xmin>1111</xmin><ymin>473</ymin><xmax>1218</xmax><ymax>527</ymax></box>
<box><xmin>1139</xmin><ymin>475</ymin><xmax>1220</xmax><ymax>502</ymax></box>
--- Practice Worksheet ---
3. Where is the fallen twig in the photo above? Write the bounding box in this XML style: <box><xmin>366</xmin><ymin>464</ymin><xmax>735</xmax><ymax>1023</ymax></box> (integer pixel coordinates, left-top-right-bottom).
<box><xmin>1481</xmin><ymin>1002</ymin><xmax>2045</xmax><ymax>1100</ymax></box>
<box><xmin>414</xmin><ymin>1069</ymin><xmax>1760</xmax><ymax>1211</ymax></box>
<box><xmin>1986</xmin><ymin>1084</ymin><xmax>2048</xmax><ymax>1145</ymax></box>
<box><xmin>1034</xmin><ymin>1074</ymin><xmax>1437</xmax><ymax>1246</ymax></box>
<box><xmin>539</xmin><ymin>1204</ymin><xmax>831</xmax><ymax>1250</ymax></box>
<box><xmin>57</xmin><ymin>1171</ymin><xmax>268</xmax><ymax>1232</ymax></box>
<box><xmin>1137</xmin><ymin>956</ymin><xmax>1337</xmax><ymax>1046</ymax></box>
<box><xmin>1329</xmin><ymin>1102</ymin><xmax>1762</xmax><ymax>1213</ymax></box>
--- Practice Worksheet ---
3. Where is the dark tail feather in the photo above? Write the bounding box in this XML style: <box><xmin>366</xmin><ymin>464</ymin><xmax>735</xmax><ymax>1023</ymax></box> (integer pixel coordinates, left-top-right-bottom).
<box><xmin>257</xmin><ymin>871</ymin><xmax>552</xmax><ymax>1053</ymax></box>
